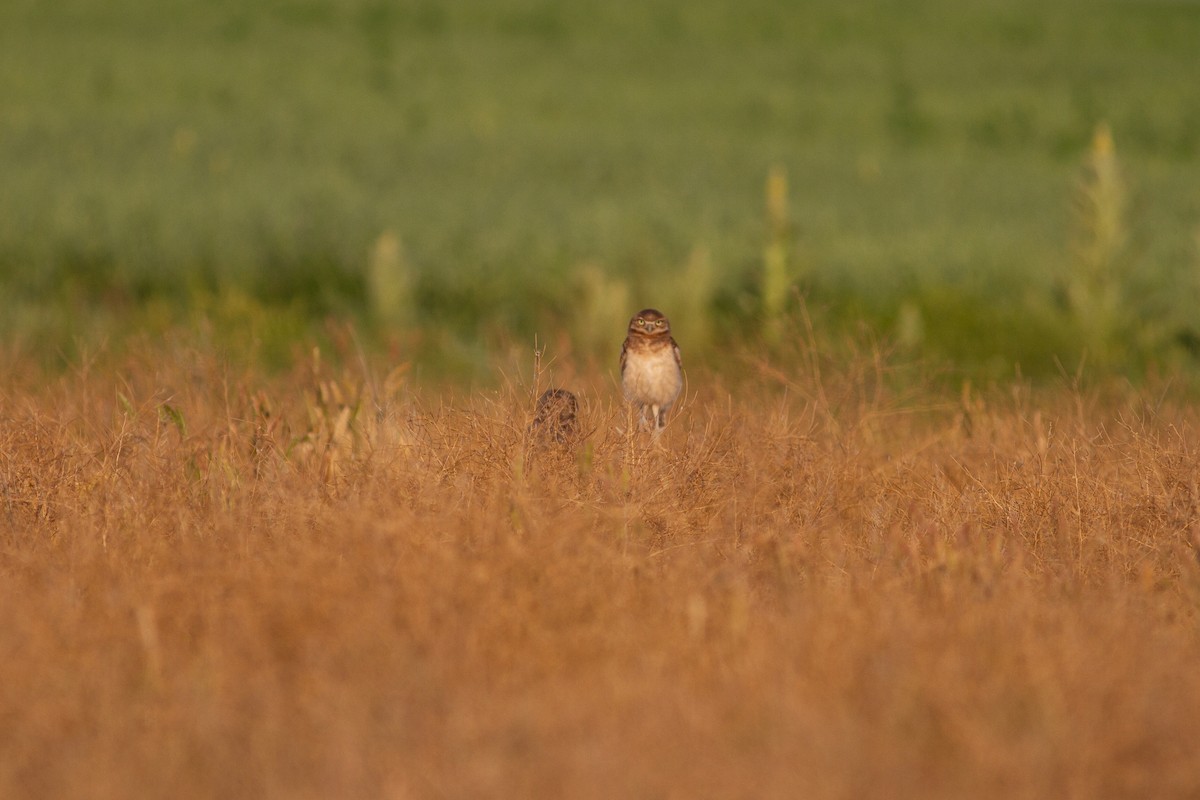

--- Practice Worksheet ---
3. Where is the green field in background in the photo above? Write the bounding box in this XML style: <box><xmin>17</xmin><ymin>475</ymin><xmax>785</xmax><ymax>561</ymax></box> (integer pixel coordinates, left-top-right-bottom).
<box><xmin>2</xmin><ymin>0</ymin><xmax>1199</xmax><ymax>376</ymax></box>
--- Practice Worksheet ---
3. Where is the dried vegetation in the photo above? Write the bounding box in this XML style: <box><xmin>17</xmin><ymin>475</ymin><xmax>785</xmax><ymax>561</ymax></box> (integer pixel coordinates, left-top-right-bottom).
<box><xmin>3</xmin><ymin>341</ymin><xmax>1200</xmax><ymax>799</ymax></box>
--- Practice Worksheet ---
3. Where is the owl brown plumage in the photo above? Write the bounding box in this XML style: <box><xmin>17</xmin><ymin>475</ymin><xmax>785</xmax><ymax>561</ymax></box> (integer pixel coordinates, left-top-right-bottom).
<box><xmin>531</xmin><ymin>388</ymin><xmax>580</xmax><ymax>446</ymax></box>
<box><xmin>619</xmin><ymin>308</ymin><xmax>682</xmax><ymax>435</ymax></box>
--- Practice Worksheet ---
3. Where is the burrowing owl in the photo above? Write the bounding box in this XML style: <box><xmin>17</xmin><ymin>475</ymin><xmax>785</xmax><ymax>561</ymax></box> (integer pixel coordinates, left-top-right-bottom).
<box><xmin>620</xmin><ymin>308</ymin><xmax>682</xmax><ymax>435</ymax></box>
<box><xmin>531</xmin><ymin>388</ymin><xmax>580</xmax><ymax>445</ymax></box>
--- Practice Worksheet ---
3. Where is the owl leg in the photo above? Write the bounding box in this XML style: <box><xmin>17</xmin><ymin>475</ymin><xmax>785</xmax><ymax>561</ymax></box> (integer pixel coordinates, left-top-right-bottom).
<box><xmin>643</xmin><ymin>404</ymin><xmax>659</xmax><ymax>432</ymax></box>
<box><xmin>651</xmin><ymin>405</ymin><xmax>668</xmax><ymax>436</ymax></box>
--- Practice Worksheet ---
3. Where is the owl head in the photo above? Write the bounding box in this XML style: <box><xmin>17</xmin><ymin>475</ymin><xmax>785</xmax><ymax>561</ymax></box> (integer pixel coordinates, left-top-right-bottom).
<box><xmin>628</xmin><ymin>308</ymin><xmax>671</xmax><ymax>336</ymax></box>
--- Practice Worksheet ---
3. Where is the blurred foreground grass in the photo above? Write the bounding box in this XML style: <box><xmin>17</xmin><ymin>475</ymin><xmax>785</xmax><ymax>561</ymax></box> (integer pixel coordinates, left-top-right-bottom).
<box><xmin>1</xmin><ymin>0</ymin><xmax>1199</xmax><ymax>379</ymax></box>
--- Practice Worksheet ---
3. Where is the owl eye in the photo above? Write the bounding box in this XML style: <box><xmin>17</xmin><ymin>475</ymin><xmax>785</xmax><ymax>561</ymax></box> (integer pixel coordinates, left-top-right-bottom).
<box><xmin>655</xmin><ymin>320</ymin><xmax>665</xmax><ymax>327</ymax></box>
<box><xmin>635</xmin><ymin>318</ymin><xmax>644</xmax><ymax>326</ymax></box>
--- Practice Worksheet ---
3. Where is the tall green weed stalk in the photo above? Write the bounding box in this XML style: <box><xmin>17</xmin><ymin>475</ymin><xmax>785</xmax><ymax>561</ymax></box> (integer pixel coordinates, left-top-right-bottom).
<box><xmin>762</xmin><ymin>164</ymin><xmax>793</xmax><ymax>343</ymax></box>
<box><xmin>574</xmin><ymin>263</ymin><xmax>630</xmax><ymax>359</ymax></box>
<box><xmin>1066</xmin><ymin>124</ymin><xmax>1129</xmax><ymax>367</ymax></box>
<box><xmin>367</xmin><ymin>230</ymin><xmax>413</xmax><ymax>328</ymax></box>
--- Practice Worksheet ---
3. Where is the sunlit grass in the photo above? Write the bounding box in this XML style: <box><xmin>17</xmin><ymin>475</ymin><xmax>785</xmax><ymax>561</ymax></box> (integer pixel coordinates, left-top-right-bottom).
<box><xmin>3</xmin><ymin>338</ymin><xmax>1200</xmax><ymax>798</ymax></box>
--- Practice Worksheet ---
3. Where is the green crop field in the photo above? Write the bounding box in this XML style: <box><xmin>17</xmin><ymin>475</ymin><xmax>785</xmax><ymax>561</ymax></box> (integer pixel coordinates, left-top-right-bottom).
<box><xmin>2</xmin><ymin>0</ymin><xmax>1199</xmax><ymax>377</ymax></box>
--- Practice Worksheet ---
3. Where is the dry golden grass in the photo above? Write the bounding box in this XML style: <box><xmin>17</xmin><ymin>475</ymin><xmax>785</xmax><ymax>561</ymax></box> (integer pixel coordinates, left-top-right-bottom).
<box><xmin>3</xmin><ymin>340</ymin><xmax>1200</xmax><ymax>800</ymax></box>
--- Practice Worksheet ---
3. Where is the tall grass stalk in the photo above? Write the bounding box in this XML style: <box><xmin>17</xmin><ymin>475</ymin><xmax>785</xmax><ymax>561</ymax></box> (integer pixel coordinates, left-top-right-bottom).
<box><xmin>667</xmin><ymin>245</ymin><xmax>716</xmax><ymax>351</ymax></box>
<box><xmin>762</xmin><ymin>164</ymin><xmax>793</xmax><ymax>343</ymax></box>
<box><xmin>1067</xmin><ymin>123</ymin><xmax>1128</xmax><ymax>366</ymax></box>
<box><xmin>366</xmin><ymin>230</ymin><xmax>413</xmax><ymax>327</ymax></box>
<box><xmin>574</xmin><ymin>263</ymin><xmax>631</xmax><ymax>360</ymax></box>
